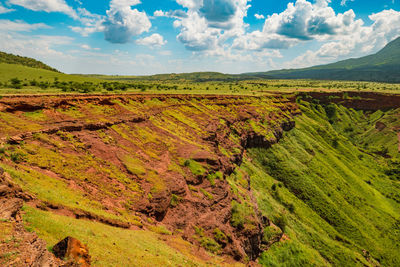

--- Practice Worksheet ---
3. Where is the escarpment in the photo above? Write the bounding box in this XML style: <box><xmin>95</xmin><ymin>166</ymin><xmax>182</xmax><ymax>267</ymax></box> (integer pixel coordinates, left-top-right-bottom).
<box><xmin>1</xmin><ymin>92</ymin><xmax>400</xmax><ymax>266</ymax></box>
<box><xmin>0</xmin><ymin>94</ymin><xmax>299</xmax><ymax>263</ymax></box>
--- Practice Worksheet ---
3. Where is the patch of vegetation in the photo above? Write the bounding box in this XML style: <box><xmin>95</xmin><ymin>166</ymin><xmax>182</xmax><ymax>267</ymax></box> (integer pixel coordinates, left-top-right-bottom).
<box><xmin>183</xmin><ymin>159</ymin><xmax>206</xmax><ymax>176</ymax></box>
<box><xmin>259</xmin><ymin>241</ymin><xmax>328</xmax><ymax>267</ymax></box>
<box><xmin>10</xmin><ymin>151</ymin><xmax>25</xmax><ymax>163</ymax></box>
<box><xmin>122</xmin><ymin>156</ymin><xmax>146</xmax><ymax>176</ymax></box>
<box><xmin>213</xmin><ymin>228</ymin><xmax>228</xmax><ymax>244</ymax></box>
<box><xmin>148</xmin><ymin>225</ymin><xmax>172</xmax><ymax>235</ymax></box>
<box><xmin>230</xmin><ymin>200</ymin><xmax>256</xmax><ymax>230</ymax></box>
<box><xmin>207</xmin><ymin>171</ymin><xmax>223</xmax><ymax>186</ymax></box>
<box><xmin>193</xmin><ymin>226</ymin><xmax>221</xmax><ymax>254</ymax></box>
<box><xmin>199</xmin><ymin>188</ymin><xmax>213</xmax><ymax>200</ymax></box>
<box><xmin>170</xmin><ymin>194</ymin><xmax>181</xmax><ymax>207</ymax></box>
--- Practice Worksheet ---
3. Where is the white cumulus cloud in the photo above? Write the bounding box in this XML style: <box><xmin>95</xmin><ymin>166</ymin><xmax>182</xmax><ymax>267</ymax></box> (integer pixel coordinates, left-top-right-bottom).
<box><xmin>136</xmin><ymin>33</ymin><xmax>167</xmax><ymax>47</ymax></box>
<box><xmin>103</xmin><ymin>0</ymin><xmax>151</xmax><ymax>44</ymax></box>
<box><xmin>233</xmin><ymin>0</ymin><xmax>363</xmax><ymax>51</ymax></box>
<box><xmin>175</xmin><ymin>0</ymin><xmax>250</xmax><ymax>51</ymax></box>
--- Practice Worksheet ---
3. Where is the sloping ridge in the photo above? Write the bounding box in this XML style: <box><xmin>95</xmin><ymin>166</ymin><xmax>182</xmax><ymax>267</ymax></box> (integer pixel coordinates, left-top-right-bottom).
<box><xmin>247</xmin><ymin>37</ymin><xmax>400</xmax><ymax>83</ymax></box>
<box><xmin>0</xmin><ymin>51</ymin><xmax>59</xmax><ymax>72</ymax></box>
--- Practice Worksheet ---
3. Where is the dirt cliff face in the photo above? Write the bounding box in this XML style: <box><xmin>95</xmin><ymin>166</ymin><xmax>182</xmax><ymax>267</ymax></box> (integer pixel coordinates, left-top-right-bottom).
<box><xmin>297</xmin><ymin>91</ymin><xmax>400</xmax><ymax>111</ymax></box>
<box><xmin>0</xmin><ymin>94</ymin><xmax>299</xmax><ymax>263</ymax></box>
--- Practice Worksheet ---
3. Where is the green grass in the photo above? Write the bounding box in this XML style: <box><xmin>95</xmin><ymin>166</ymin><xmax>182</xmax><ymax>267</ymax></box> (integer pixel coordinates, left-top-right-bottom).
<box><xmin>122</xmin><ymin>156</ymin><xmax>146</xmax><ymax>176</ymax></box>
<box><xmin>0</xmin><ymin>51</ymin><xmax>58</xmax><ymax>72</ymax></box>
<box><xmin>0</xmin><ymin>163</ymin><xmax>124</xmax><ymax>222</ymax></box>
<box><xmin>22</xmin><ymin>206</ymin><xmax>214</xmax><ymax>267</ymax></box>
<box><xmin>243</xmin><ymin>101</ymin><xmax>400</xmax><ymax>266</ymax></box>
<box><xmin>183</xmin><ymin>159</ymin><xmax>207</xmax><ymax>176</ymax></box>
<box><xmin>0</xmin><ymin>63</ymin><xmax>100</xmax><ymax>84</ymax></box>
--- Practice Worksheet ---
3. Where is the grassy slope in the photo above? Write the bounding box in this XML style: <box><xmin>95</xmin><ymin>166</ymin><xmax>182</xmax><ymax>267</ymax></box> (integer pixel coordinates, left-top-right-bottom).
<box><xmin>22</xmin><ymin>206</ymin><xmax>234</xmax><ymax>267</ymax></box>
<box><xmin>0</xmin><ymin>63</ymin><xmax>101</xmax><ymax>83</ymax></box>
<box><xmin>241</xmin><ymin>102</ymin><xmax>400</xmax><ymax>266</ymax></box>
<box><xmin>0</xmin><ymin>51</ymin><xmax>59</xmax><ymax>72</ymax></box>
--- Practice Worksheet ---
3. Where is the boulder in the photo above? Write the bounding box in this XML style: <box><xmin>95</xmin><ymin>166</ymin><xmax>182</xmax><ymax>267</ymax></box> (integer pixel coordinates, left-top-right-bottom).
<box><xmin>52</xmin><ymin>237</ymin><xmax>91</xmax><ymax>267</ymax></box>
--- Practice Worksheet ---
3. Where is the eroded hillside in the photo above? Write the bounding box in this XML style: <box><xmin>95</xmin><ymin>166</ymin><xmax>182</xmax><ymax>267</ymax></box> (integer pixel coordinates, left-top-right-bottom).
<box><xmin>0</xmin><ymin>94</ymin><xmax>298</xmax><ymax>266</ymax></box>
<box><xmin>0</xmin><ymin>93</ymin><xmax>399</xmax><ymax>266</ymax></box>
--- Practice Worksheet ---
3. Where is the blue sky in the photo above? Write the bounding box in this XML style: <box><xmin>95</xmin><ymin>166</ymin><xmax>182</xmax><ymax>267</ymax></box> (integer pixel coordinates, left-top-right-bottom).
<box><xmin>0</xmin><ymin>0</ymin><xmax>399</xmax><ymax>75</ymax></box>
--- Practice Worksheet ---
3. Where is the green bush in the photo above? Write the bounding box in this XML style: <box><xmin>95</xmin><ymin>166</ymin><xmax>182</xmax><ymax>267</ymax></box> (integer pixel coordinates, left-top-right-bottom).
<box><xmin>213</xmin><ymin>228</ymin><xmax>228</xmax><ymax>244</ymax></box>
<box><xmin>273</xmin><ymin>214</ymin><xmax>287</xmax><ymax>232</ymax></box>
<box><xmin>324</xmin><ymin>104</ymin><xmax>337</xmax><ymax>119</ymax></box>
<box><xmin>10</xmin><ymin>152</ymin><xmax>25</xmax><ymax>163</ymax></box>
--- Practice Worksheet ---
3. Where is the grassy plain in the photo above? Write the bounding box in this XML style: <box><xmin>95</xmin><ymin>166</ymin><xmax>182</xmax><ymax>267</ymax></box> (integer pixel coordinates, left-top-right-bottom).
<box><xmin>1</xmin><ymin>63</ymin><xmax>400</xmax><ymax>95</ymax></box>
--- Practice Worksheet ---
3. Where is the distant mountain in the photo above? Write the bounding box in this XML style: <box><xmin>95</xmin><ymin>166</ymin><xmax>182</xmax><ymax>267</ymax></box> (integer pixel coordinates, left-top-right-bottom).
<box><xmin>0</xmin><ymin>51</ymin><xmax>59</xmax><ymax>72</ymax></box>
<box><xmin>246</xmin><ymin>37</ymin><xmax>400</xmax><ymax>83</ymax></box>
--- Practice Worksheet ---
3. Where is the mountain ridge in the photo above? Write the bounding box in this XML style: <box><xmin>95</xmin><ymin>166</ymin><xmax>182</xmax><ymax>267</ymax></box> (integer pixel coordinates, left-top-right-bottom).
<box><xmin>246</xmin><ymin>37</ymin><xmax>400</xmax><ymax>82</ymax></box>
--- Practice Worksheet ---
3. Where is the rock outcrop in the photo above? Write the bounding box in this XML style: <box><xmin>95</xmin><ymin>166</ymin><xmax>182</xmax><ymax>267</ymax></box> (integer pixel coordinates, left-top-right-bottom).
<box><xmin>53</xmin><ymin>237</ymin><xmax>91</xmax><ymax>267</ymax></box>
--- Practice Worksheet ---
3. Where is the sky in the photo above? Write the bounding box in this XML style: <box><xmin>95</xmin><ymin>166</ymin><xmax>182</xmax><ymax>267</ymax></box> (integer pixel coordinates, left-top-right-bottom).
<box><xmin>0</xmin><ymin>0</ymin><xmax>399</xmax><ymax>75</ymax></box>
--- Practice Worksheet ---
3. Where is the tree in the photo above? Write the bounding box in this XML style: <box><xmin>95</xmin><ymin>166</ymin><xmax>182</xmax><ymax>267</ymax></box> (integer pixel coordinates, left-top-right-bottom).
<box><xmin>10</xmin><ymin>78</ymin><xmax>22</xmax><ymax>89</ymax></box>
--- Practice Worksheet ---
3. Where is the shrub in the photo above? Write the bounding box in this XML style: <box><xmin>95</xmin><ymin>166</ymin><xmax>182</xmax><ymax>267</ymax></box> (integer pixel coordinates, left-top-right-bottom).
<box><xmin>274</xmin><ymin>214</ymin><xmax>287</xmax><ymax>232</ymax></box>
<box><xmin>10</xmin><ymin>77</ymin><xmax>22</xmax><ymax>89</ymax></box>
<box><xmin>332</xmin><ymin>138</ymin><xmax>339</xmax><ymax>148</ymax></box>
<box><xmin>170</xmin><ymin>194</ymin><xmax>180</xmax><ymax>207</ymax></box>
<box><xmin>324</xmin><ymin>104</ymin><xmax>337</xmax><ymax>119</ymax></box>
<box><xmin>213</xmin><ymin>228</ymin><xmax>228</xmax><ymax>244</ymax></box>
<box><xmin>200</xmin><ymin>237</ymin><xmax>221</xmax><ymax>253</ymax></box>
<box><xmin>287</xmin><ymin>203</ymin><xmax>295</xmax><ymax>213</ymax></box>
<box><xmin>10</xmin><ymin>152</ymin><xmax>25</xmax><ymax>163</ymax></box>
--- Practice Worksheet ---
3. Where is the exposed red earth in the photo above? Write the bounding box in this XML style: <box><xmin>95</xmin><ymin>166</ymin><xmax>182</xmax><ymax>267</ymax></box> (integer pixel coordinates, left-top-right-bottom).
<box><xmin>297</xmin><ymin>91</ymin><xmax>400</xmax><ymax>111</ymax></box>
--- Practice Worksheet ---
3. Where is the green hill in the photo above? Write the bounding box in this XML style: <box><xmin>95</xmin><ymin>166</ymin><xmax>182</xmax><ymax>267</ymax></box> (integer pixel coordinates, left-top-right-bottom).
<box><xmin>247</xmin><ymin>37</ymin><xmax>400</xmax><ymax>83</ymax></box>
<box><xmin>0</xmin><ymin>51</ymin><xmax>59</xmax><ymax>72</ymax></box>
